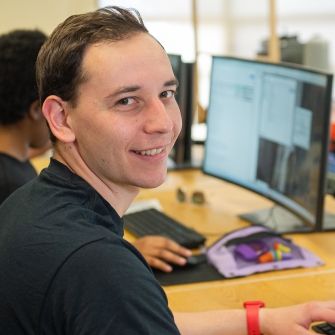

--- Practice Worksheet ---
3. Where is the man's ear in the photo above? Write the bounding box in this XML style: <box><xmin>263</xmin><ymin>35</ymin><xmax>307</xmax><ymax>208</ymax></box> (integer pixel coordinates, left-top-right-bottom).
<box><xmin>42</xmin><ymin>96</ymin><xmax>75</xmax><ymax>143</ymax></box>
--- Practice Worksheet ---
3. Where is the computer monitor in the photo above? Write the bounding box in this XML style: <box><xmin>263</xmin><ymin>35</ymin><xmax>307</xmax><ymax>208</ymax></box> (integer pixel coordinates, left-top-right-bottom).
<box><xmin>203</xmin><ymin>56</ymin><xmax>333</xmax><ymax>233</ymax></box>
<box><xmin>168</xmin><ymin>54</ymin><xmax>195</xmax><ymax>166</ymax></box>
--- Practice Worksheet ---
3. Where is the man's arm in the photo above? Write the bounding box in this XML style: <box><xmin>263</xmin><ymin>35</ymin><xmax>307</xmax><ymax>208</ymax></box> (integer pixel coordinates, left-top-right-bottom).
<box><xmin>175</xmin><ymin>310</ymin><xmax>247</xmax><ymax>335</ymax></box>
<box><xmin>174</xmin><ymin>301</ymin><xmax>335</xmax><ymax>334</ymax></box>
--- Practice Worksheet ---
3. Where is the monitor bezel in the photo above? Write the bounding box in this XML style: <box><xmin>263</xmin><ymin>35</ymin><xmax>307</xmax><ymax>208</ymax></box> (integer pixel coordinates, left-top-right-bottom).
<box><xmin>202</xmin><ymin>55</ymin><xmax>333</xmax><ymax>231</ymax></box>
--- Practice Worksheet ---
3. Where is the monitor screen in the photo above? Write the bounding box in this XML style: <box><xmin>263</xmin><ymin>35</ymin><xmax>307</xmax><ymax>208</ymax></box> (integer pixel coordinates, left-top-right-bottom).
<box><xmin>203</xmin><ymin>56</ymin><xmax>333</xmax><ymax>232</ymax></box>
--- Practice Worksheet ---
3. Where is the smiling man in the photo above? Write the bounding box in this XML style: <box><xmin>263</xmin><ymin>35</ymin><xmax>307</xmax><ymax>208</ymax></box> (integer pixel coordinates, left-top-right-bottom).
<box><xmin>0</xmin><ymin>6</ymin><xmax>335</xmax><ymax>335</ymax></box>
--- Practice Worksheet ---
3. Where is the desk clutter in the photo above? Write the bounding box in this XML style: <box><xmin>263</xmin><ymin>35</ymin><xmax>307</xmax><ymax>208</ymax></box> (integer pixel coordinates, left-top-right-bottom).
<box><xmin>124</xmin><ymin>202</ymin><xmax>325</xmax><ymax>285</ymax></box>
<box><xmin>154</xmin><ymin>224</ymin><xmax>324</xmax><ymax>286</ymax></box>
<box><xmin>206</xmin><ymin>225</ymin><xmax>324</xmax><ymax>278</ymax></box>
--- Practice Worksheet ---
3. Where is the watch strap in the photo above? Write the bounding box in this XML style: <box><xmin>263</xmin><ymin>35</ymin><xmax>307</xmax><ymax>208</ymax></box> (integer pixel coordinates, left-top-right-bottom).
<box><xmin>243</xmin><ymin>300</ymin><xmax>265</xmax><ymax>335</ymax></box>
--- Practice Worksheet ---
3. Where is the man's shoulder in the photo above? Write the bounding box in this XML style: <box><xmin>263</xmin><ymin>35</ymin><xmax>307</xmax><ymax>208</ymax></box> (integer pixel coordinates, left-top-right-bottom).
<box><xmin>46</xmin><ymin>237</ymin><xmax>161</xmax><ymax>313</ymax></box>
<box><xmin>42</xmin><ymin>238</ymin><xmax>180</xmax><ymax>334</ymax></box>
<box><xmin>57</xmin><ymin>237</ymin><xmax>146</xmax><ymax>277</ymax></box>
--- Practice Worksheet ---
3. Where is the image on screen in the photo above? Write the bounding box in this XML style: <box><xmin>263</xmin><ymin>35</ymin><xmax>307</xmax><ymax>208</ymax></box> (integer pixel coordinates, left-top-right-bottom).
<box><xmin>203</xmin><ymin>56</ymin><xmax>333</xmax><ymax>232</ymax></box>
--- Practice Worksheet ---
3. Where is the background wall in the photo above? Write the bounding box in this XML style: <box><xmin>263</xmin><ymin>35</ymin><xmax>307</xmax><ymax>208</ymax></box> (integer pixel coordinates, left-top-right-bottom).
<box><xmin>0</xmin><ymin>0</ymin><xmax>97</xmax><ymax>34</ymax></box>
<box><xmin>100</xmin><ymin>0</ymin><xmax>335</xmax><ymax>106</ymax></box>
<box><xmin>1</xmin><ymin>0</ymin><xmax>335</xmax><ymax>107</ymax></box>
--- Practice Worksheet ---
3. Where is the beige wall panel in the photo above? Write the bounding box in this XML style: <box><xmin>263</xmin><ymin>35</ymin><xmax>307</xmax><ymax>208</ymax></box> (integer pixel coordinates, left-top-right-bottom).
<box><xmin>0</xmin><ymin>0</ymin><xmax>97</xmax><ymax>34</ymax></box>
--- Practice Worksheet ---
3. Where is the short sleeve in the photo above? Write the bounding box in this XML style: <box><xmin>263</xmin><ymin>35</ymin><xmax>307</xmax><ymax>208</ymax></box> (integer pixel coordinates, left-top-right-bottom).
<box><xmin>39</xmin><ymin>238</ymin><xmax>180</xmax><ymax>335</ymax></box>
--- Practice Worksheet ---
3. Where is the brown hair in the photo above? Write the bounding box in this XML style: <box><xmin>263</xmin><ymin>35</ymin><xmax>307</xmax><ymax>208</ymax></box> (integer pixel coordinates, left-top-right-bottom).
<box><xmin>36</xmin><ymin>6</ymin><xmax>148</xmax><ymax>107</ymax></box>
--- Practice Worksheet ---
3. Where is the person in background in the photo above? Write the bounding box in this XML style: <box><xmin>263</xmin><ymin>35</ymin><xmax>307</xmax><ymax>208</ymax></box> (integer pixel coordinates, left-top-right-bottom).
<box><xmin>0</xmin><ymin>7</ymin><xmax>334</xmax><ymax>334</ymax></box>
<box><xmin>0</xmin><ymin>29</ymin><xmax>50</xmax><ymax>205</ymax></box>
<box><xmin>0</xmin><ymin>29</ymin><xmax>189</xmax><ymax>272</ymax></box>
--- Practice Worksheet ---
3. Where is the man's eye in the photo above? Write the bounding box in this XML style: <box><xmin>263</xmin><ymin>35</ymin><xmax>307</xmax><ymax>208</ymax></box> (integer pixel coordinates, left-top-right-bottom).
<box><xmin>160</xmin><ymin>90</ymin><xmax>175</xmax><ymax>99</ymax></box>
<box><xmin>118</xmin><ymin>97</ymin><xmax>135</xmax><ymax>106</ymax></box>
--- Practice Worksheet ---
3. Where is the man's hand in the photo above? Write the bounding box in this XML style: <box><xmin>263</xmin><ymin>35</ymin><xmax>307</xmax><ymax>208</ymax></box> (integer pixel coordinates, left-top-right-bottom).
<box><xmin>260</xmin><ymin>301</ymin><xmax>335</xmax><ymax>335</ymax></box>
<box><xmin>133</xmin><ymin>236</ymin><xmax>192</xmax><ymax>272</ymax></box>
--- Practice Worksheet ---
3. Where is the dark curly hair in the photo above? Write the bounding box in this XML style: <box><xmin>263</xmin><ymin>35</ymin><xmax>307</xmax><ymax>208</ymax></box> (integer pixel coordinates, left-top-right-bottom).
<box><xmin>0</xmin><ymin>29</ymin><xmax>47</xmax><ymax>125</ymax></box>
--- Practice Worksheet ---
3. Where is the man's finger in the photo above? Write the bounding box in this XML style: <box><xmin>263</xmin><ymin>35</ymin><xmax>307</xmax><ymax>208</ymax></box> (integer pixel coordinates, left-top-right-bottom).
<box><xmin>147</xmin><ymin>256</ymin><xmax>173</xmax><ymax>272</ymax></box>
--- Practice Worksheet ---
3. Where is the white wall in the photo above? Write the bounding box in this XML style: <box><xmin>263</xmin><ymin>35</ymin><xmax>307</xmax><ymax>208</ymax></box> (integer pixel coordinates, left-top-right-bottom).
<box><xmin>2</xmin><ymin>0</ymin><xmax>335</xmax><ymax>106</ymax></box>
<box><xmin>0</xmin><ymin>0</ymin><xmax>98</xmax><ymax>34</ymax></box>
<box><xmin>99</xmin><ymin>0</ymin><xmax>335</xmax><ymax>105</ymax></box>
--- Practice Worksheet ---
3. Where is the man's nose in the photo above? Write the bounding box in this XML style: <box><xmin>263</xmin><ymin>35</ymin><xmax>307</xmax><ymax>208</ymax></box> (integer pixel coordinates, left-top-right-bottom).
<box><xmin>143</xmin><ymin>98</ymin><xmax>174</xmax><ymax>134</ymax></box>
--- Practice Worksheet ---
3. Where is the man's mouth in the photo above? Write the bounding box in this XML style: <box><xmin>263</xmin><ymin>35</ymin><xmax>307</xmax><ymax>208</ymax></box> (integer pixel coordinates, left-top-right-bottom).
<box><xmin>133</xmin><ymin>147</ymin><xmax>165</xmax><ymax>156</ymax></box>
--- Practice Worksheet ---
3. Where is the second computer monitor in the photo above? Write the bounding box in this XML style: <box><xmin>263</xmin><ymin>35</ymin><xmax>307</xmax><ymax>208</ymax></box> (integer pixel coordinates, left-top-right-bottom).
<box><xmin>203</xmin><ymin>56</ymin><xmax>333</xmax><ymax>232</ymax></box>
<box><xmin>168</xmin><ymin>54</ymin><xmax>195</xmax><ymax>166</ymax></box>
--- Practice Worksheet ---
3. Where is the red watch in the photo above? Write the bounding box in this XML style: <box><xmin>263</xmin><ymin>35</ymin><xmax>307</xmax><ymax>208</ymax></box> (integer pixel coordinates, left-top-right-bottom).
<box><xmin>243</xmin><ymin>300</ymin><xmax>265</xmax><ymax>335</ymax></box>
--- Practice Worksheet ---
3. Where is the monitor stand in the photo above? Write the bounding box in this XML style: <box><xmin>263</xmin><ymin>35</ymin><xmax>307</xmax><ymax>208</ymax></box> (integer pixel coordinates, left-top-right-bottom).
<box><xmin>239</xmin><ymin>206</ymin><xmax>335</xmax><ymax>233</ymax></box>
<box><xmin>239</xmin><ymin>206</ymin><xmax>314</xmax><ymax>233</ymax></box>
<box><xmin>322</xmin><ymin>212</ymin><xmax>335</xmax><ymax>230</ymax></box>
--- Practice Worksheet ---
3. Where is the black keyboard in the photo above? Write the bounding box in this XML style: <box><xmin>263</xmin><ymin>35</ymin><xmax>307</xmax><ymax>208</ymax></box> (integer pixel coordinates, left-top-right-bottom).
<box><xmin>123</xmin><ymin>208</ymin><xmax>206</xmax><ymax>249</ymax></box>
<box><xmin>313</xmin><ymin>322</ymin><xmax>335</xmax><ymax>334</ymax></box>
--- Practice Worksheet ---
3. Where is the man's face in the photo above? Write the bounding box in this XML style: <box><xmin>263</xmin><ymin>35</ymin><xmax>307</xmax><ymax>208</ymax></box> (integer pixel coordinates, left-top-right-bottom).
<box><xmin>67</xmin><ymin>33</ymin><xmax>182</xmax><ymax>189</ymax></box>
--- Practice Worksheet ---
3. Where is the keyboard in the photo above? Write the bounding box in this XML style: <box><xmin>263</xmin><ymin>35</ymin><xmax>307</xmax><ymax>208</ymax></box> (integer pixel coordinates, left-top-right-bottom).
<box><xmin>313</xmin><ymin>322</ymin><xmax>335</xmax><ymax>334</ymax></box>
<box><xmin>123</xmin><ymin>208</ymin><xmax>206</xmax><ymax>249</ymax></box>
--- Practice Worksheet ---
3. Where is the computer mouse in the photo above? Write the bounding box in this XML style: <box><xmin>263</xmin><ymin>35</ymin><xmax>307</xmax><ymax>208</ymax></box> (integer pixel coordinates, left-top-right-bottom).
<box><xmin>185</xmin><ymin>254</ymin><xmax>207</xmax><ymax>266</ymax></box>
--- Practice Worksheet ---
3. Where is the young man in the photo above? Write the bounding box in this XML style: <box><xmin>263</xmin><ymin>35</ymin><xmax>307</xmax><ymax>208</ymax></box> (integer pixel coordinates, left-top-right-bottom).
<box><xmin>0</xmin><ymin>29</ymin><xmax>50</xmax><ymax>204</ymax></box>
<box><xmin>0</xmin><ymin>28</ymin><xmax>190</xmax><ymax>272</ymax></box>
<box><xmin>0</xmin><ymin>7</ymin><xmax>334</xmax><ymax>334</ymax></box>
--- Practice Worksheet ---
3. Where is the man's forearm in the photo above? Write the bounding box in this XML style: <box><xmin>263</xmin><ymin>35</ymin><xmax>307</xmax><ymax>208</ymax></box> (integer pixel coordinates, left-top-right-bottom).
<box><xmin>174</xmin><ymin>310</ymin><xmax>247</xmax><ymax>335</ymax></box>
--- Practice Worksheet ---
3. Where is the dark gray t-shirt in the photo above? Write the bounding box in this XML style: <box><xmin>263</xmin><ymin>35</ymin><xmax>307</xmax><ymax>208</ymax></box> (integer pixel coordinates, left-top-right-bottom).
<box><xmin>0</xmin><ymin>159</ymin><xmax>180</xmax><ymax>335</ymax></box>
<box><xmin>0</xmin><ymin>152</ymin><xmax>37</xmax><ymax>205</ymax></box>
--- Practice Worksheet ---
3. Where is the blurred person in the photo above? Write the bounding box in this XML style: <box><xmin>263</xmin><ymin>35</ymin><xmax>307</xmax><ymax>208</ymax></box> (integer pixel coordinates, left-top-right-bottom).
<box><xmin>0</xmin><ymin>29</ymin><xmax>50</xmax><ymax>204</ymax></box>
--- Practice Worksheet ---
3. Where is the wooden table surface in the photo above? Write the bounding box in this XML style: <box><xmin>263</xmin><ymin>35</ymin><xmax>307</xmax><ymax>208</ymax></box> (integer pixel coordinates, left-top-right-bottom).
<box><xmin>133</xmin><ymin>169</ymin><xmax>335</xmax><ymax>312</ymax></box>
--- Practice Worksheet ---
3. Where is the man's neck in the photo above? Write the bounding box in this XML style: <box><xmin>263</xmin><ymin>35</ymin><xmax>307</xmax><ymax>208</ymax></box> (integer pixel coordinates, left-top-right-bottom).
<box><xmin>53</xmin><ymin>142</ymin><xmax>139</xmax><ymax>217</ymax></box>
<box><xmin>0</xmin><ymin>125</ymin><xmax>29</xmax><ymax>161</ymax></box>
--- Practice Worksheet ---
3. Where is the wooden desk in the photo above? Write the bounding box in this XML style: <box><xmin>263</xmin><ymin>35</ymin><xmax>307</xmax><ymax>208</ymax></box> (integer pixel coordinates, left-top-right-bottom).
<box><xmin>132</xmin><ymin>169</ymin><xmax>335</xmax><ymax>312</ymax></box>
<box><xmin>31</xmin><ymin>151</ymin><xmax>52</xmax><ymax>173</ymax></box>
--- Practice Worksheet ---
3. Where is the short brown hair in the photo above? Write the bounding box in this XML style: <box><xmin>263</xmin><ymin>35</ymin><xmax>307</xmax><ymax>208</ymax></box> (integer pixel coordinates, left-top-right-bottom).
<box><xmin>36</xmin><ymin>6</ymin><xmax>148</xmax><ymax>106</ymax></box>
